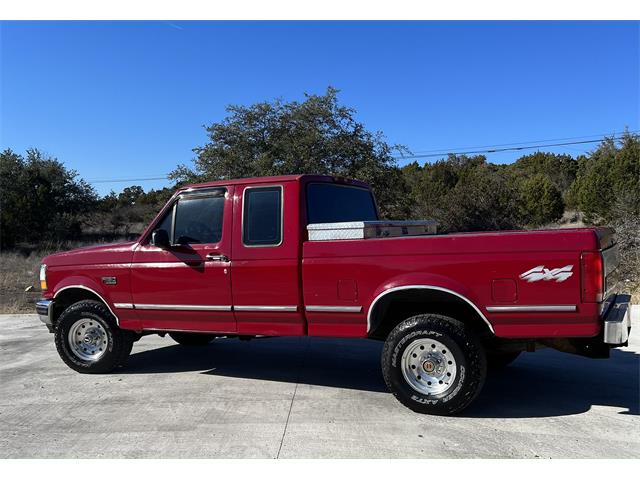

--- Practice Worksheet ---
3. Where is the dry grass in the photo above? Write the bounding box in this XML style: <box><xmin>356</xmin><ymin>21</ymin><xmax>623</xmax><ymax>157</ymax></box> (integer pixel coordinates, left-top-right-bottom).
<box><xmin>0</xmin><ymin>240</ymin><xmax>114</xmax><ymax>314</ymax></box>
<box><xmin>0</xmin><ymin>251</ymin><xmax>44</xmax><ymax>313</ymax></box>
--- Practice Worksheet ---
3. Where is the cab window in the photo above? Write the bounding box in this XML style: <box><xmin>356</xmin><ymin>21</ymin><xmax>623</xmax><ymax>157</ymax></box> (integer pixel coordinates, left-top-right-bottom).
<box><xmin>243</xmin><ymin>186</ymin><xmax>282</xmax><ymax>246</ymax></box>
<box><xmin>153</xmin><ymin>189</ymin><xmax>225</xmax><ymax>245</ymax></box>
<box><xmin>306</xmin><ymin>183</ymin><xmax>378</xmax><ymax>224</ymax></box>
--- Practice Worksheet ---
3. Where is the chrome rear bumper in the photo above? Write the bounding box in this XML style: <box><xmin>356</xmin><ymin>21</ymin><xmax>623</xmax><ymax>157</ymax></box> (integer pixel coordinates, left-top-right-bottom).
<box><xmin>36</xmin><ymin>299</ymin><xmax>54</xmax><ymax>332</ymax></box>
<box><xmin>602</xmin><ymin>294</ymin><xmax>631</xmax><ymax>345</ymax></box>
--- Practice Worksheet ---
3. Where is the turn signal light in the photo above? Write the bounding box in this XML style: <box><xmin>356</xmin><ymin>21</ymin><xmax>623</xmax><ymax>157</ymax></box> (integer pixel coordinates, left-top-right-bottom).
<box><xmin>39</xmin><ymin>264</ymin><xmax>47</xmax><ymax>291</ymax></box>
<box><xmin>580</xmin><ymin>252</ymin><xmax>603</xmax><ymax>303</ymax></box>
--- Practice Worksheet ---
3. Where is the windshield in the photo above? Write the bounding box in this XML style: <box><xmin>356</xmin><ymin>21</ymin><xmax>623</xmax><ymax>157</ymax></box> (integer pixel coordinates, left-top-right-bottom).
<box><xmin>306</xmin><ymin>183</ymin><xmax>378</xmax><ymax>224</ymax></box>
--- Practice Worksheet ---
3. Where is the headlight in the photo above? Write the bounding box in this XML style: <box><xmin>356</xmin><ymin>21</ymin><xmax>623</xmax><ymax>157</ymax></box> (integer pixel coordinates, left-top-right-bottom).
<box><xmin>39</xmin><ymin>264</ymin><xmax>47</xmax><ymax>291</ymax></box>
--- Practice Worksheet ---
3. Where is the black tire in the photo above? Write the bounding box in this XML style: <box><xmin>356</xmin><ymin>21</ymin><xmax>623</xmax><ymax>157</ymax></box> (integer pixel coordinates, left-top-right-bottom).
<box><xmin>381</xmin><ymin>314</ymin><xmax>487</xmax><ymax>415</ymax></box>
<box><xmin>169</xmin><ymin>332</ymin><xmax>216</xmax><ymax>346</ymax></box>
<box><xmin>54</xmin><ymin>300</ymin><xmax>134</xmax><ymax>374</ymax></box>
<box><xmin>487</xmin><ymin>351</ymin><xmax>521</xmax><ymax>370</ymax></box>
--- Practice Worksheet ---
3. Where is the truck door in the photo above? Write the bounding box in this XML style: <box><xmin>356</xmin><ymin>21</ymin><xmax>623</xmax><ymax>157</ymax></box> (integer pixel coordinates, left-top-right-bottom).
<box><xmin>129</xmin><ymin>186</ymin><xmax>235</xmax><ymax>333</ymax></box>
<box><xmin>231</xmin><ymin>181</ymin><xmax>305</xmax><ymax>335</ymax></box>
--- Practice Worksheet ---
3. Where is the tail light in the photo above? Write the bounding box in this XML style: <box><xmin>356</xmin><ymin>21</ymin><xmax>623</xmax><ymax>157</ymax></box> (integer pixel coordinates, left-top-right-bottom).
<box><xmin>580</xmin><ymin>252</ymin><xmax>603</xmax><ymax>303</ymax></box>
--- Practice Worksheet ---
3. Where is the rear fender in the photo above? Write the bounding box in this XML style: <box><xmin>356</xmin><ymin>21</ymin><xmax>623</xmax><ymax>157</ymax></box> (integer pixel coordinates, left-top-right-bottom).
<box><xmin>366</xmin><ymin>272</ymin><xmax>494</xmax><ymax>334</ymax></box>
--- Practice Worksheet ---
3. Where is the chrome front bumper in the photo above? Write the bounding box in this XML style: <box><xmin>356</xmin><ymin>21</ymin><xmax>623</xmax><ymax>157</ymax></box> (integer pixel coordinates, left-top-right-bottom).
<box><xmin>602</xmin><ymin>294</ymin><xmax>631</xmax><ymax>345</ymax></box>
<box><xmin>36</xmin><ymin>299</ymin><xmax>54</xmax><ymax>331</ymax></box>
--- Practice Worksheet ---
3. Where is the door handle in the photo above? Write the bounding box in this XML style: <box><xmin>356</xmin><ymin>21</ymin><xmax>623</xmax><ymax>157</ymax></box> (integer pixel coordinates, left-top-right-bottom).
<box><xmin>205</xmin><ymin>253</ymin><xmax>229</xmax><ymax>262</ymax></box>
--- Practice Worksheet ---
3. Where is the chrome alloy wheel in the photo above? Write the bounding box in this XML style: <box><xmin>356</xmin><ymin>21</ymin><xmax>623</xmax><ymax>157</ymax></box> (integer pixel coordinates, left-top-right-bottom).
<box><xmin>401</xmin><ymin>338</ymin><xmax>457</xmax><ymax>395</ymax></box>
<box><xmin>68</xmin><ymin>318</ymin><xmax>108</xmax><ymax>362</ymax></box>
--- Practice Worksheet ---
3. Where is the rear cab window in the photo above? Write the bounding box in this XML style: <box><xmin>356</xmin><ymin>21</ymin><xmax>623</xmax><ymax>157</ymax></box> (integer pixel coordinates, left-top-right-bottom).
<box><xmin>306</xmin><ymin>183</ymin><xmax>378</xmax><ymax>224</ymax></box>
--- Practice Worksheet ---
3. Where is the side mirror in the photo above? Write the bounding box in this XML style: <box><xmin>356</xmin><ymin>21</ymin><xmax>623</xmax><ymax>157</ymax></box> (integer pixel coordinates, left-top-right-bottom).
<box><xmin>151</xmin><ymin>229</ymin><xmax>171</xmax><ymax>249</ymax></box>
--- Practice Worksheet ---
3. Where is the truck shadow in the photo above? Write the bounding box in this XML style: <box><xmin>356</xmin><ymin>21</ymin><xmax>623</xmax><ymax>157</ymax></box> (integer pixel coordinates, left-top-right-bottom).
<box><xmin>464</xmin><ymin>347</ymin><xmax>639</xmax><ymax>418</ymax></box>
<box><xmin>124</xmin><ymin>336</ymin><xmax>639</xmax><ymax>418</ymax></box>
<box><xmin>126</xmin><ymin>336</ymin><xmax>387</xmax><ymax>393</ymax></box>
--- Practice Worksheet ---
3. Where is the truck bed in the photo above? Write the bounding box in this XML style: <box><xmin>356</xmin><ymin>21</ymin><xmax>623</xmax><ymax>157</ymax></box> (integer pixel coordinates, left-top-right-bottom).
<box><xmin>302</xmin><ymin>227</ymin><xmax>613</xmax><ymax>338</ymax></box>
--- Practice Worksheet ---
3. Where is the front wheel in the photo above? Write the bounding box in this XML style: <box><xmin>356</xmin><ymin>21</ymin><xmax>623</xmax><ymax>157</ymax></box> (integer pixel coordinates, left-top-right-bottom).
<box><xmin>381</xmin><ymin>314</ymin><xmax>487</xmax><ymax>415</ymax></box>
<box><xmin>54</xmin><ymin>300</ymin><xmax>134</xmax><ymax>374</ymax></box>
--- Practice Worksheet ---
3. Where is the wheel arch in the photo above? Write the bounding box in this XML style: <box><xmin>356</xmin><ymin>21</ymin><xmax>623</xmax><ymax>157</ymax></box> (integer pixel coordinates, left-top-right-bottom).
<box><xmin>367</xmin><ymin>284</ymin><xmax>495</xmax><ymax>340</ymax></box>
<box><xmin>53</xmin><ymin>284</ymin><xmax>120</xmax><ymax>326</ymax></box>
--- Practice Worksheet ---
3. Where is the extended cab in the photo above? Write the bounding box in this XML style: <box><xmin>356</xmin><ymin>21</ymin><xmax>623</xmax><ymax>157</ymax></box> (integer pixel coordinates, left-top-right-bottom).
<box><xmin>36</xmin><ymin>175</ymin><xmax>632</xmax><ymax>415</ymax></box>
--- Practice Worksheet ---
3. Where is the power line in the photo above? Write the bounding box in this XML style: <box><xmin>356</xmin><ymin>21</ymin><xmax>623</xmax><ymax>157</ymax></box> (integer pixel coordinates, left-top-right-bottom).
<box><xmin>87</xmin><ymin>175</ymin><xmax>170</xmax><ymax>183</ymax></box>
<box><xmin>404</xmin><ymin>130</ymin><xmax>639</xmax><ymax>155</ymax></box>
<box><xmin>392</xmin><ymin>135</ymin><xmax>633</xmax><ymax>161</ymax></box>
<box><xmin>83</xmin><ymin>130</ymin><xmax>636</xmax><ymax>184</ymax></box>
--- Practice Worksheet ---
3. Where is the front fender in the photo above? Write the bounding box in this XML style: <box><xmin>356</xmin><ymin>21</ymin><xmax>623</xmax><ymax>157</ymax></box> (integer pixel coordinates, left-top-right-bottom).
<box><xmin>53</xmin><ymin>275</ymin><xmax>110</xmax><ymax>302</ymax></box>
<box><xmin>52</xmin><ymin>276</ymin><xmax>121</xmax><ymax>325</ymax></box>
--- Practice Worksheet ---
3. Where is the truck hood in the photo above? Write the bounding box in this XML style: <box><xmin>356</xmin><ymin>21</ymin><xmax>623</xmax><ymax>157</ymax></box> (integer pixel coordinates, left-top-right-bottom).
<box><xmin>42</xmin><ymin>241</ymin><xmax>138</xmax><ymax>267</ymax></box>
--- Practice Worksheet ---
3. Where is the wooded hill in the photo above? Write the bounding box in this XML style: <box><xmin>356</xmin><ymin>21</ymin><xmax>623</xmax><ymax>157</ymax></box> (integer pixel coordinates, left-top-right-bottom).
<box><xmin>1</xmin><ymin>89</ymin><xmax>638</xmax><ymax>291</ymax></box>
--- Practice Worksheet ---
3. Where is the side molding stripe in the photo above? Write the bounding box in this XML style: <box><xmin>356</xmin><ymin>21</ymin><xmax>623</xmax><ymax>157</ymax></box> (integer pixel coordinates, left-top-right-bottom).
<box><xmin>113</xmin><ymin>303</ymin><xmax>134</xmax><ymax>309</ymax></box>
<box><xmin>234</xmin><ymin>305</ymin><xmax>297</xmax><ymax>312</ymax></box>
<box><xmin>486</xmin><ymin>305</ymin><xmax>577</xmax><ymax>313</ymax></box>
<box><xmin>117</xmin><ymin>304</ymin><xmax>297</xmax><ymax>312</ymax></box>
<box><xmin>135</xmin><ymin>304</ymin><xmax>232</xmax><ymax>311</ymax></box>
<box><xmin>305</xmin><ymin>305</ymin><xmax>363</xmax><ymax>313</ymax></box>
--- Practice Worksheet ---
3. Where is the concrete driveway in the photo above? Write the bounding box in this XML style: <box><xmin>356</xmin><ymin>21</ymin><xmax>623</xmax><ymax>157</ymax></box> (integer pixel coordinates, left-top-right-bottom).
<box><xmin>1</xmin><ymin>313</ymin><xmax>638</xmax><ymax>458</ymax></box>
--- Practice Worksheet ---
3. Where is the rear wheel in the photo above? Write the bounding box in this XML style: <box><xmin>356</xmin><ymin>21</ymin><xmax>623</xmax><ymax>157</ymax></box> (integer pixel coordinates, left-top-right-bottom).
<box><xmin>169</xmin><ymin>332</ymin><xmax>216</xmax><ymax>346</ymax></box>
<box><xmin>54</xmin><ymin>300</ymin><xmax>134</xmax><ymax>373</ymax></box>
<box><xmin>381</xmin><ymin>313</ymin><xmax>487</xmax><ymax>415</ymax></box>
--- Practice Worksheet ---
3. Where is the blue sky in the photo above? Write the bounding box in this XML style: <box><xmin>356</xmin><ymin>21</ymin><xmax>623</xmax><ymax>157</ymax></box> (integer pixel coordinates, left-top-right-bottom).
<box><xmin>1</xmin><ymin>21</ymin><xmax>638</xmax><ymax>196</ymax></box>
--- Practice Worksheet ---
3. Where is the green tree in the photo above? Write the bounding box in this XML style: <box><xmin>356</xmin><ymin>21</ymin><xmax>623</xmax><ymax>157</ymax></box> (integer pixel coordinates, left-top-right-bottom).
<box><xmin>403</xmin><ymin>155</ymin><xmax>523</xmax><ymax>232</ymax></box>
<box><xmin>519</xmin><ymin>174</ymin><xmax>565</xmax><ymax>226</ymax></box>
<box><xmin>170</xmin><ymin>87</ymin><xmax>409</xmax><ymax>218</ymax></box>
<box><xmin>565</xmin><ymin>132</ymin><xmax>640</xmax><ymax>292</ymax></box>
<box><xmin>441</xmin><ymin>162</ymin><xmax>522</xmax><ymax>232</ymax></box>
<box><xmin>93</xmin><ymin>186</ymin><xmax>175</xmax><ymax>236</ymax></box>
<box><xmin>117</xmin><ymin>185</ymin><xmax>145</xmax><ymax>207</ymax></box>
<box><xmin>510</xmin><ymin>152</ymin><xmax>577</xmax><ymax>193</ymax></box>
<box><xmin>137</xmin><ymin>187</ymin><xmax>173</xmax><ymax>207</ymax></box>
<box><xmin>0</xmin><ymin>149</ymin><xmax>97</xmax><ymax>248</ymax></box>
<box><xmin>567</xmin><ymin>132</ymin><xmax>640</xmax><ymax>221</ymax></box>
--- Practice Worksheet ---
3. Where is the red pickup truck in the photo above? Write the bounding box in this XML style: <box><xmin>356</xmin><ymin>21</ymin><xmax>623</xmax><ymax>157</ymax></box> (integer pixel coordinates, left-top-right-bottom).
<box><xmin>36</xmin><ymin>174</ymin><xmax>632</xmax><ymax>415</ymax></box>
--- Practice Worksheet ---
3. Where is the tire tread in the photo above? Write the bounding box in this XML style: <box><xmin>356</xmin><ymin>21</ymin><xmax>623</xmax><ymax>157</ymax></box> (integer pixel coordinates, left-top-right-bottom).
<box><xmin>54</xmin><ymin>300</ymin><xmax>134</xmax><ymax>374</ymax></box>
<box><xmin>381</xmin><ymin>313</ymin><xmax>486</xmax><ymax>415</ymax></box>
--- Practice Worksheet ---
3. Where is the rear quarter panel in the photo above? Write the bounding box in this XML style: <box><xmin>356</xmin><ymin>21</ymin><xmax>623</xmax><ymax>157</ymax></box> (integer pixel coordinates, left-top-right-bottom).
<box><xmin>302</xmin><ymin>229</ymin><xmax>601</xmax><ymax>338</ymax></box>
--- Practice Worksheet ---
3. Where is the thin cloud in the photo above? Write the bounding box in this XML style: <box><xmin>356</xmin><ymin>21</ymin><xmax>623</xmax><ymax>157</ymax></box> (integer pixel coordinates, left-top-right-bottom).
<box><xmin>165</xmin><ymin>22</ymin><xmax>184</xmax><ymax>31</ymax></box>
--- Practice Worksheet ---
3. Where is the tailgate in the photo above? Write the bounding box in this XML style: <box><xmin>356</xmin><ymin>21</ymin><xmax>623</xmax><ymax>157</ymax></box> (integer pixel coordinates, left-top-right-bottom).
<box><xmin>598</xmin><ymin>227</ymin><xmax>621</xmax><ymax>315</ymax></box>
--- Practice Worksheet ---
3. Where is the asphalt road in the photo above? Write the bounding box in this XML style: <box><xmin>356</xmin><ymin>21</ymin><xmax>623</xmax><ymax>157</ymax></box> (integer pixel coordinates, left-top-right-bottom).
<box><xmin>1</xmin><ymin>313</ymin><xmax>638</xmax><ymax>458</ymax></box>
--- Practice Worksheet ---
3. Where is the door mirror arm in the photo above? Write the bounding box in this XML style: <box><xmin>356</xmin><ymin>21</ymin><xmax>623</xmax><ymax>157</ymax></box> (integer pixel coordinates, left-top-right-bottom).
<box><xmin>151</xmin><ymin>229</ymin><xmax>171</xmax><ymax>249</ymax></box>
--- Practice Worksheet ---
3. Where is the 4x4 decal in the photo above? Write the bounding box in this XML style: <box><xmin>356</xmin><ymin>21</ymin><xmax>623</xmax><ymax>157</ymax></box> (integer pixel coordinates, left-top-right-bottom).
<box><xmin>519</xmin><ymin>265</ymin><xmax>574</xmax><ymax>283</ymax></box>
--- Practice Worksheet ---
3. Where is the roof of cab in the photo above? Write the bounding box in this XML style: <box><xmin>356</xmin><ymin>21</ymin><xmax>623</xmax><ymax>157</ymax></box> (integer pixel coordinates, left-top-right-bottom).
<box><xmin>177</xmin><ymin>174</ymin><xmax>370</xmax><ymax>193</ymax></box>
